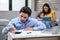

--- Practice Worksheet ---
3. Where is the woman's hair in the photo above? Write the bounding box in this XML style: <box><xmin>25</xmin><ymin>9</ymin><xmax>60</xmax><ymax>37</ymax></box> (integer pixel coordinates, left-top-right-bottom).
<box><xmin>37</xmin><ymin>12</ymin><xmax>44</xmax><ymax>18</ymax></box>
<box><xmin>42</xmin><ymin>3</ymin><xmax>51</xmax><ymax>14</ymax></box>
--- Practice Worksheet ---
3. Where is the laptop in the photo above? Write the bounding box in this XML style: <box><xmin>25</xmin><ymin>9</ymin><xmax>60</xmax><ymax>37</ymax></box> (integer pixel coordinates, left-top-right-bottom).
<box><xmin>42</xmin><ymin>17</ymin><xmax>51</xmax><ymax>21</ymax></box>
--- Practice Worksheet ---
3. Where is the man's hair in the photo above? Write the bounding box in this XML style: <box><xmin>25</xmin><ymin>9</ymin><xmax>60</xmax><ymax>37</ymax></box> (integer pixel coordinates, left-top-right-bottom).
<box><xmin>19</xmin><ymin>6</ymin><xmax>32</xmax><ymax>17</ymax></box>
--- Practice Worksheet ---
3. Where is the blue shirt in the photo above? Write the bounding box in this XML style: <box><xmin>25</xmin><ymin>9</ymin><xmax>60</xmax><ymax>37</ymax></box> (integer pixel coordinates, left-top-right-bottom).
<box><xmin>2</xmin><ymin>17</ymin><xmax>46</xmax><ymax>35</ymax></box>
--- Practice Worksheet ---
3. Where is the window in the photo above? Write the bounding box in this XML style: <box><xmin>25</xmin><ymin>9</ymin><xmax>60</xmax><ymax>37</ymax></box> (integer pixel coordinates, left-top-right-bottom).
<box><xmin>12</xmin><ymin>0</ymin><xmax>25</xmax><ymax>11</ymax></box>
<box><xmin>0</xmin><ymin>0</ymin><xmax>9</xmax><ymax>11</ymax></box>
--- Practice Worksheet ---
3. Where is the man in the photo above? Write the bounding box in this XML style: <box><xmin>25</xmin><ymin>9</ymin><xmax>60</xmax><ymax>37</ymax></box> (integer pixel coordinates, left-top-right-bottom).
<box><xmin>2</xmin><ymin>6</ymin><xmax>46</xmax><ymax>35</ymax></box>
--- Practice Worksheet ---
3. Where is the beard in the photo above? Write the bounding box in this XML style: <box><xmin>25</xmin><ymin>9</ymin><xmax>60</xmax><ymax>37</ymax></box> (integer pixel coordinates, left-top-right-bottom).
<box><xmin>21</xmin><ymin>20</ymin><xmax>26</xmax><ymax>23</ymax></box>
<box><xmin>20</xmin><ymin>19</ymin><xmax>28</xmax><ymax>23</ymax></box>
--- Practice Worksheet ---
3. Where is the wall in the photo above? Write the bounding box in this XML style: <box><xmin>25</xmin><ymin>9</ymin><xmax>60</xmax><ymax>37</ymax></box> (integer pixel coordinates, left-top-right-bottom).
<box><xmin>28</xmin><ymin>0</ymin><xmax>35</xmax><ymax>11</ymax></box>
<box><xmin>35</xmin><ymin>0</ymin><xmax>60</xmax><ymax>12</ymax></box>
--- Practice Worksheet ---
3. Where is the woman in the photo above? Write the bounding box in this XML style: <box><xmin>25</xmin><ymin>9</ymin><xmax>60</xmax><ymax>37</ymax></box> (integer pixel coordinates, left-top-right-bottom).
<box><xmin>42</xmin><ymin>3</ymin><xmax>56</xmax><ymax>22</ymax></box>
<box><xmin>42</xmin><ymin>3</ymin><xmax>56</xmax><ymax>27</ymax></box>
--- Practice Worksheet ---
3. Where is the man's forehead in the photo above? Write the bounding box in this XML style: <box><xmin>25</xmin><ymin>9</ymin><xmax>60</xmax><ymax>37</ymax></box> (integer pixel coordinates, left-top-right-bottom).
<box><xmin>20</xmin><ymin>13</ymin><xmax>28</xmax><ymax>17</ymax></box>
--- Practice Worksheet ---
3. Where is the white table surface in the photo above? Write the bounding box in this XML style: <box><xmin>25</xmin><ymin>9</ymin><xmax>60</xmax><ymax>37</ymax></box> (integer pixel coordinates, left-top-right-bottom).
<box><xmin>8</xmin><ymin>31</ymin><xmax>60</xmax><ymax>39</ymax></box>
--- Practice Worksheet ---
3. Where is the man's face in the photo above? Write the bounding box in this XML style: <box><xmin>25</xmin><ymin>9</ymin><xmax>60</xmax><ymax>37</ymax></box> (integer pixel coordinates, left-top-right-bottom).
<box><xmin>20</xmin><ymin>12</ymin><xmax>29</xmax><ymax>23</ymax></box>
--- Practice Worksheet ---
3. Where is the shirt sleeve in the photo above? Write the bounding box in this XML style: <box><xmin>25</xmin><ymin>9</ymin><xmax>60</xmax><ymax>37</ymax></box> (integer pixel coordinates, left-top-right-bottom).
<box><xmin>33</xmin><ymin>21</ymin><xmax>46</xmax><ymax>31</ymax></box>
<box><xmin>2</xmin><ymin>19</ymin><xmax>14</xmax><ymax>35</ymax></box>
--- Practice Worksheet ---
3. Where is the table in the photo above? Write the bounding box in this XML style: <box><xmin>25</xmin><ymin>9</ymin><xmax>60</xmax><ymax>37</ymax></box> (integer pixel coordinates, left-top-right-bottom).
<box><xmin>8</xmin><ymin>31</ymin><xmax>60</xmax><ymax>40</ymax></box>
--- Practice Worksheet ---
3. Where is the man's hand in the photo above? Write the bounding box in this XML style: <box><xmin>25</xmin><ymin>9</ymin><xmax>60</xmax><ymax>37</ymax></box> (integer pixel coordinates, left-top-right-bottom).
<box><xmin>9</xmin><ymin>26</ymin><xmax>16</xmax><ymax>31</ymax></box>
<box><xmin>24</xmin><ymin>27</ymin><xmax>34</xmax><ymax>31</ymax></box>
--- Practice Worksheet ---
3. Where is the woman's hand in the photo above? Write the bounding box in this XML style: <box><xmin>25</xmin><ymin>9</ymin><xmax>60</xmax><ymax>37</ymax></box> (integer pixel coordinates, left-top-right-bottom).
<box><xmin>51</xmin><ymin>12</ymin><xmax>56</xmax><ymax>22</ymax></box>
<box><xmin>38</xmin><ymin>18</ymin><xmax>42</xmax><ymax>21</ymax></box>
